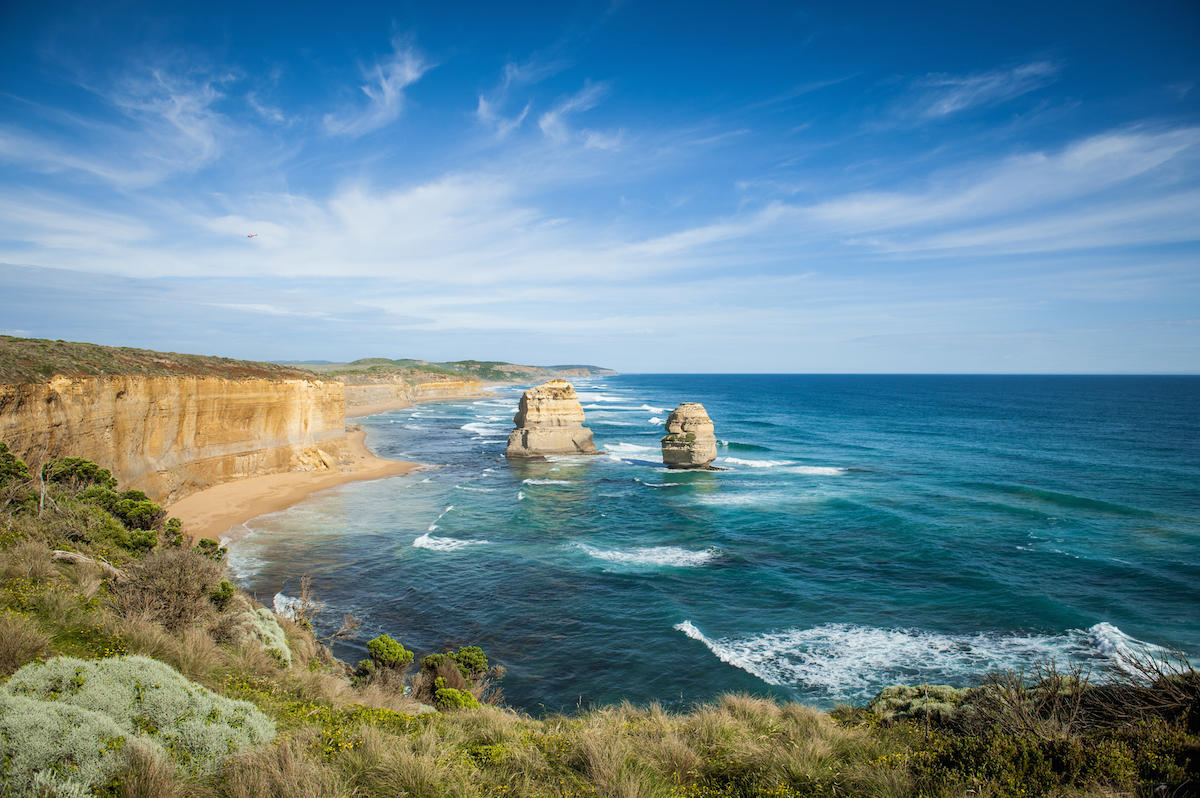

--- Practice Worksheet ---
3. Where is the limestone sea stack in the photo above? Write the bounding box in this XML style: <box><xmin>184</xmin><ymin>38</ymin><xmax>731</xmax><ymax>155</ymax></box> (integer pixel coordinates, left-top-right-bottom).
<box><xmin>661</xmin><ymin>402</ymin><xmax>718</xmax><ymax>469</ymax></box>
<box><xmin>505</xmin><ymin>379</ymin><xmax>598</xmax><ymax>457</ymax></box>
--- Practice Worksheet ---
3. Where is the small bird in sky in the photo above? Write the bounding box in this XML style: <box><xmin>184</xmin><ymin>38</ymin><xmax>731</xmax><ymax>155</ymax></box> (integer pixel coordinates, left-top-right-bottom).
<box><xmin>246</xmin><ymin>233</ymin><xmax>259</xmax><ymax>238</ymax></box>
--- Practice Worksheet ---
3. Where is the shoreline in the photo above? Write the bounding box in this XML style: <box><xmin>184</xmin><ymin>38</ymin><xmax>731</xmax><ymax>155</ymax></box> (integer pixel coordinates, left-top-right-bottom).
<box><xmin>345</xmin><ymin>389</ymin><xmax>498</xmax><ymax>419</ymax></box>
<box><xmin>166</xmin><ymin>428</ymin><xmax>422</xmax><ymax>542</ymax></box>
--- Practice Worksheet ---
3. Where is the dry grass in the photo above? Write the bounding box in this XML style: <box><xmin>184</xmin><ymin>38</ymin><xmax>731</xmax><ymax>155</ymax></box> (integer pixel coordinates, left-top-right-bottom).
<box><xmin>0</xmin><ymin>609</ymin><xmax>49</xmax><ymax>675</ymax></box>
<box><xmin>111</xmin><ymin>546</ymin><xmax>221</xmax><ymax>630</ymax></box>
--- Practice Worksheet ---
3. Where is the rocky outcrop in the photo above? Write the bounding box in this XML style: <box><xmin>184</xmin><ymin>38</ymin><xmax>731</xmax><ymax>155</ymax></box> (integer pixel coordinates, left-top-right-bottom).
<box><xmin>0</xmin><ymin>375</ymin><xmax>351</xmax><ymax>504</ymax></box>
<box><xmin>506</xmin><ymin>380</ymin><xmax>597</xmax><ymax>457</ymax></box>
<box><xmin>661</xmin><ymin>403</ymin><xmax>718</xmax><ymax>469</ymax></box>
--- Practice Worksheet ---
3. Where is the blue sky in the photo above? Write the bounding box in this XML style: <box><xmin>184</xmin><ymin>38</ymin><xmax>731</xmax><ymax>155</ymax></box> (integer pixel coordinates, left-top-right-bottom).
<box><xmin>1</xmin><ymin>1</ymin><xmax>1197</xmax><ymax>372</ymax></box>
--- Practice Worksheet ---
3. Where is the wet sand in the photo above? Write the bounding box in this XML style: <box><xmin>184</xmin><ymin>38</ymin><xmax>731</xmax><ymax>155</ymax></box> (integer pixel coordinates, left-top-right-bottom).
<box><xmin>166</xmin><ymin>428</ymin><xmax>422</xmax><ymax>541</ymax></box>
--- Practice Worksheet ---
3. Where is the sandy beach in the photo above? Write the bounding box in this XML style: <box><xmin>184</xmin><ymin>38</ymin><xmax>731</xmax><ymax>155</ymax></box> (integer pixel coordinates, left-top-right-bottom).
<box><xmin>166</xmin><ymin>428</ymin><xmax>422</xmax><ymax>542</ymax></box>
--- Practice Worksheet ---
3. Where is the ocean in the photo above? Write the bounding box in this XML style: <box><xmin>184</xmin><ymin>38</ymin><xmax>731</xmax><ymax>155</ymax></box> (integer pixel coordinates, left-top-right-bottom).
<box><xmin>229</xmin><ymin>375</ymin><xmax>1200</xmax><ymax>713</ymax></box>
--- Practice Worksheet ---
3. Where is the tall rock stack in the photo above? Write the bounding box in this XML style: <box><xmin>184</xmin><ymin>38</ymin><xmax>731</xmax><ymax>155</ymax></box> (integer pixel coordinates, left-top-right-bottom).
<box><xmin>505</xmin><ymin>379</ymin><xmax>598</xmax><ymax>457</ymax></box>
<box><xmin>661</xmin><ymin>402</ymin><xmax>718</xmax><ymax>469</ymax></box>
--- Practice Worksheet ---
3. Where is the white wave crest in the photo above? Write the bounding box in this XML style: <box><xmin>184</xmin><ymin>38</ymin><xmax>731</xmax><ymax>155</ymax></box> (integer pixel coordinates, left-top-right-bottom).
<box><xmin>427</xmin><ymin>505</ymin><xmax>454</xmax><ymax>531</ymax></box>
<box><xmin>273</xmin><ymin>592</ymin><xmax>317</xmax><ymax>620</ymax></box>
<box><xmin>786</xmin><ymin>466</ymin><xmax>846</xmax><ymax>476</ymax></box>
<box><xmin>522</xmin><ymin>478</ymin><xmax>574</xmax><ymax>485</ymax></box>
<box><xmin>648</xmin><ymin>416</ymin><xmax>664</xmax><ymax>425</ymax></box>
<box><xmin>608</xmin><ymin>442</ymin><xmax>659</xmax><ymax>455</ymax></box>
<box><xmin>578</xmin><ymin>544</ymin><xmax>720</xmax><ymax>567</ymax></box>
<box><xmin>413</xmin><ymin>533</ymin><xmax>490</xmax><ymax>551</ymax></box>
<box><xmin>462</xmin><ymin>421</ymin><xmax>508</xmax><ymax>436</ymax></box>
<box><xmin>674</xmin><ymin>620</ymin><xmax>1164</xmax><ymax>698</ymax></box>
<box><xmin>517</xmin><ymin>491</ymin><xmax>525</xmax><ymax>501</ymax></box>
<box><xmin>455</xmin><ymin>484</ymin><xmax>498</xmax><ymax>493</ymax></box>
<box><xmin>721</xmin><ymin>457</ymin><xmax>793</xmax><ymax>468</ymax></box>
<box><xmin>640</xmin><ymin>404</ymin><xmax>667</xmax><ymax>413</ymax></box>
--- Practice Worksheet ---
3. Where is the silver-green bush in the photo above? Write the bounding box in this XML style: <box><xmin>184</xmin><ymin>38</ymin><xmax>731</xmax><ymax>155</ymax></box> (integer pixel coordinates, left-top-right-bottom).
<box><xmin>3</xmin><ymin>655</ymin><xmax>275</xmax><ymax>777</ymax></box>
<box><xmin>868</xmin><ymin>683</ymin><xmax>977</xmax><ymax>726</ymax></box>
<box><xmin>0</xmin><ymin>691</ymin><xmax>153</xmax><ymax>796</ymax></box>
<box><xmin>234</xmin><ymin>607</ymin><xmax>293</xmax><ymax>668</ymax></box>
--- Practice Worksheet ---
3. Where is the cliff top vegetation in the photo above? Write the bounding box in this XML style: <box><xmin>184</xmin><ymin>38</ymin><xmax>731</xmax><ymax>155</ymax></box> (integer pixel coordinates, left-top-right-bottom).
<box><xmin>0</xmin><ymin>441</ymin><xmax>1196</xmax><ymax>796</ymax></box>
<box><xmin>307</xmin><ymin>357</ymin><xmax>616</xmax><ymax>383</ymax></box>
<box><xmin>0</xmin><ymin>335</ymin><xmax>316</xmax><ymax>384</ymax></box>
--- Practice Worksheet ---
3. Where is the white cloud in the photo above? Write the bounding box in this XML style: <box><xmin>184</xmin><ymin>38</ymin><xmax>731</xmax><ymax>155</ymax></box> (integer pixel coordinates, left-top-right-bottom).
<box><xmin>0</xmin><ymin>67</ymin><xmax>230</xmax><ymax>187</ymax></box>
<box><xmin>538</xmin><ymin>82</ymin><xmax>607</xmax><ymax>142</ymax></box>
<box><xmin>476</xmin><ymin>95</ymin><xmax>530</xmax><ymax>138</ymax></box>
<box><xmin>323</xmin><ymin>41</ymin><xmax>431</xmax><ymax>137</ymax></box>
<box><xmin>913</xmin><ymin>61</ymin><xmax>1059</xmax><ymax>119</ymax></box>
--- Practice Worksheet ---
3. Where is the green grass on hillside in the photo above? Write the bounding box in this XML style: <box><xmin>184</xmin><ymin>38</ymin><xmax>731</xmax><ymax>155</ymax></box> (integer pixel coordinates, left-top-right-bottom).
<box><xmin>0</xmin><ymin>335</ymin><xmax>316</xmax><ymax>384</ymax></box>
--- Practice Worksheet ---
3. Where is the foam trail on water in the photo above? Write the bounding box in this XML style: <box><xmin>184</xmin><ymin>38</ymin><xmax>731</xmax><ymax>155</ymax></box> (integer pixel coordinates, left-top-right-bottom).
<box><xmin>721</xmin><ymin>457</ymin><xmax>793</xmax><ymax>468</ymax></box>
<box><xmin>523</xmin><ymin>478</ymin><xmax>574</xmax><ymax>485</ymax></box>
<box><xmin>413</xmin><ymin>533</ymin><xmax>490</xmax><ymax>552</ymax></box>
<box><xmin>578</xmin><ymin>544</ymin><xmax>720</xmax><ymax>567</ymax></box>
<box><xmin>674</xmin><ymin>621</ymin><xmax>1166</xmax><ymax>700</ymax></box>
<box><xmin>455</xmin><ymin>484</ymin><xmax>498</xmax><ymax>493</ymax></box>
<box><xmin>786</xmin><ymin>466</ymin><xmax>846</xmax><ymax>476</ymax></box>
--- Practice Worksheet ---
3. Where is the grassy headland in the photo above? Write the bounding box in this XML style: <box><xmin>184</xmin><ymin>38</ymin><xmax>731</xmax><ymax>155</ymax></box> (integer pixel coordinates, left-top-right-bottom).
<box><xmin>0</xmin><ymin>442</ymin><xmax>1195</xmax><ymax>796</ymax></box>
<box><xmin>0</xmin><ymin>335</ymin><xmax>314</xmax><ymax>384</ymax></box>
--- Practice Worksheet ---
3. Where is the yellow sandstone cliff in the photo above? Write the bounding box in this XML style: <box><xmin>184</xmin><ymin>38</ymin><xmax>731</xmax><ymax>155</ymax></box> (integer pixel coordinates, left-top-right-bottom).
<box><xmin>0</xmin><ymin>374</ymin><xmax>351</xmax><ymax>504</ymax></box>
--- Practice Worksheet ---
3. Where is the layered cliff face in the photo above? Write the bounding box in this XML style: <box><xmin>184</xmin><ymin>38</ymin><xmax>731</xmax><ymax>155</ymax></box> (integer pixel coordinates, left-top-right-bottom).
<box><xmin>341</xmin><ymin>376</ymin><xmax>485</xmax><ymax>416</ymax></box>
<box><xmin>506</xmin><ymin>379</ymin><xmax>597</xmax><ymax>457</ymax></box>
<box><xmin>661</xmin><ymin>403</ymin><xmax>718</xmax><ymax>469</ymax></box>
<box><xmin>0</xmin><ymin>375</ymin><xmax>349</xmax><ymax>504</ymax></box>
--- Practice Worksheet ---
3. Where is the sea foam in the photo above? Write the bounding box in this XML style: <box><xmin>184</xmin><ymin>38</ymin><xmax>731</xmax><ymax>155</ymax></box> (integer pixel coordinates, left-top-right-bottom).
<box><xmin>674</xmin><ymin>620</ymin><xmax>1163</xmax><ymax>699</ymax></box>
<box><xmin>413</xmin><ymin>533</ymin><xmax>490</xmax><ymax>552</ymax></box>
<box><xmin>578</xmin><ymin>544</ymin><xmax>720</xmax><ymax>567</ymax></box>
<box><xmin>522</xmin><ymin>478</ymin><xmax>574</xmax><ymax>485</ymax></box>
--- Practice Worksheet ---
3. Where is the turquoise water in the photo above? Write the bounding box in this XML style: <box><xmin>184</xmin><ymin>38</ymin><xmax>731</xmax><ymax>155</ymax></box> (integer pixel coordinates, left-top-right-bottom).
<box><xmin>231</xmin><ymin>375</ymin><xmax>1200</xmax><ymax>712</ymax></box>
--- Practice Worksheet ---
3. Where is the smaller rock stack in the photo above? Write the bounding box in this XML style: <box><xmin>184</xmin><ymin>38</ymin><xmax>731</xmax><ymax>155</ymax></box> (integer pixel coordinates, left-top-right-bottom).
<box><xmin>661</xmin><ymin>403</ymin><xmax>718</xmax><ymax>469</ymax></box>
<box><xmin>506</xmin><ymin>379</ymin><xmax>598</xmax><ymax>457</ymax></box>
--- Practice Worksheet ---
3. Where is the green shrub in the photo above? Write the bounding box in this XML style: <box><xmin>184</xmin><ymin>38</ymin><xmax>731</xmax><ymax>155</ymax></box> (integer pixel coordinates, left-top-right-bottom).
<box><xmin>209</xmin><ymin>579</ymin><xmax>235</xmax><ymax>611</ymax></box>
<box><xmin>3</xmin><ymin>655</ymin><xmax>275</xmax><ymax>776</ymax></box>
<box><xmin>451</xmin><ymin>645</ymin><xmax>488</xmax><ymax>678</ymax></box>
<box><xmin>111</xmin><ymin>497</ymin><xmax>164</xmax><ymax>531</ymax></box>
<box><xmin>195</xmin><ymin>537</ymin><xmax>226</xmax><ymax>561</ymax></box>
<box><xmin>420</xmin><ymin>652</ymin><xmax>449</xmax><ymax>674</ymax></box>
<box><xmin>0</xmin><ymin>441</ymin><xmax>30</xmax><ymax>483</ymax></box>
<box><xmin>42</xmin><ymin>458</ymin><xmax>117</xmax><ymax>490</ymax></box>
<box><xmin>434</xmin><ymin>687</ymin><xmax>480</xmax><ymax>711</ymax></box>
<box><xmin>0</xmin><ymin>691</ymin><xmax>148</xmax><ymax>796</ymax></box>
<box><xmin>367</xmin><ymin>634</ymin><xmax>412</xmax><ymax>670</ymax></box>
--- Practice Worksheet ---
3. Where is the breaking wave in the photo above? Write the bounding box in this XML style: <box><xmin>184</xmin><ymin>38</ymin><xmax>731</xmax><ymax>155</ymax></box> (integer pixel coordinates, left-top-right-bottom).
<box><xmin>522</xmin><ymin>478</ymin><xmax>574</xmax><ymax>485</ymax></box>
<box><xmin>674</xmin><ymin>620</ymin><xmax>1163</xmax><ymax>700</ymax></box>
<box><xmin>577</xmin><ymin>544</ymin><xmax>721</xmax><ymax>567</ymax></box>
<box><xmin>413</xmin><ymin>533</ymin><xmax>491</xmax><ymax>552</ymax></box>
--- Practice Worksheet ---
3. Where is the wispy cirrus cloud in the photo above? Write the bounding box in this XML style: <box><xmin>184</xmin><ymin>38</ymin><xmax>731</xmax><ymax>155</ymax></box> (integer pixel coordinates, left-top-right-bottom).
<box><xmin>911</xmin><ymin>60</ymin><xmax>1060</xmax><ymax>120</ymax></box>
<box><xmin>0</xmin><ymin>66</ymin><xmax>231</xmax><ymax>187</ymax></box>
<box><xmin>323</xmin><ymin>40</ymin><xmax>432</xmax><ymax>137</ymax></box>
<box><xmin>538</xmin><ymin>81</ymin><xmax>607</xmax><ymax>142</ymax></box>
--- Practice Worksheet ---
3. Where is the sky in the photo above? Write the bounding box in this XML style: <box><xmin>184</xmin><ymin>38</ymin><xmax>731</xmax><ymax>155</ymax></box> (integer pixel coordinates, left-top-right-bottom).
<box><xmin>0</xmin><ymin>1</ymin><xmax>1198</xmax><ymax>373</ymax></box>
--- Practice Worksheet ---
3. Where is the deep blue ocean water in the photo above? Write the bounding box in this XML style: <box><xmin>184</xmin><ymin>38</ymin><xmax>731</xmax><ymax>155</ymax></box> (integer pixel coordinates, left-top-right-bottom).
<box><xmin>230</xmin><ymin>375</ymin><xmax>1200</xmax><ymax>713</ymax></box>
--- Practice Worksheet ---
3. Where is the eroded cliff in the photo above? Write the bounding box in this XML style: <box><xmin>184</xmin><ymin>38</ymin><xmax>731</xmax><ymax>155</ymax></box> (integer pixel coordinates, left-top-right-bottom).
<box><xmin>0</xmin><ymin>375</ymin><xmax>351</xmax><ymax>504</ymax></box>
<box><xmin>341</xmin><ymin>375</ymin><xmax>486</xmax><ymax>416</ymax></box>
